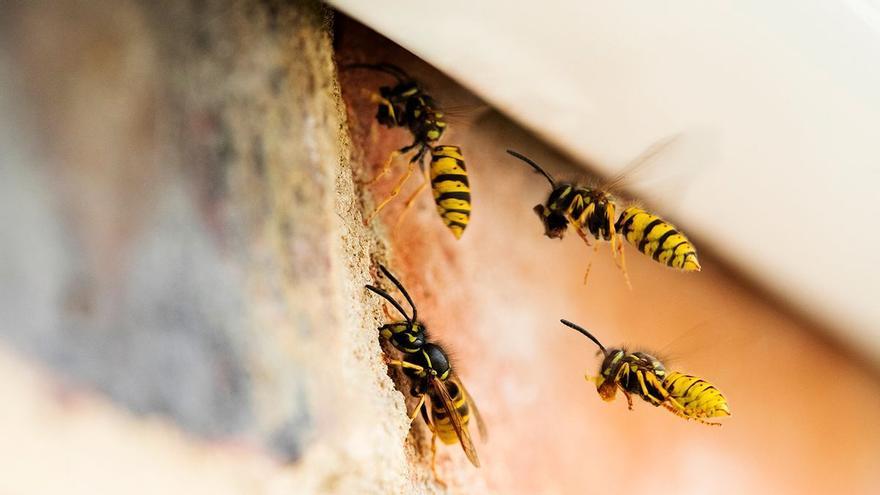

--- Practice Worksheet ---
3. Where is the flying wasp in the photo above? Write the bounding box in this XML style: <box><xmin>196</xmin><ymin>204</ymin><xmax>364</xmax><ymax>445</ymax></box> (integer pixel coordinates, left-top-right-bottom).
<box><xmin>506</xmin><ymin>142</ymin><xmax>700</xmax><ymax>287</ymax></box>
<box><xmin>346</xmin><ymin>63</ymin><xmax>472</xmax><ymax>239</ymax></box>
<box><xmin>365</xmin><ymin>264</ymin><xmax>486</xmax><ymax>482</ymax></box>
<box><xmin>560</xmin><ymin>319</ymin><xmax>730</xmax><ymax>425</ymax></box>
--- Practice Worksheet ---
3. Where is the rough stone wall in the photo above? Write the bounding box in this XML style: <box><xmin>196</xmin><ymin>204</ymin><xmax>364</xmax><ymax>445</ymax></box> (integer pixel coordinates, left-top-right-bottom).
<box><xmin>0</xmin><ymin>1</ymin><xmax>426</xmax><ymax>493</ymax></box>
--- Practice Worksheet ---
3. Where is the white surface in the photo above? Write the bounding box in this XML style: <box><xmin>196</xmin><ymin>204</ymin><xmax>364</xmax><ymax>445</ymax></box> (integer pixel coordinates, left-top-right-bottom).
<box><xmin>330</xmin><ymin>1</ymin><xmax>880</xmax><ymax>360</ymax></box>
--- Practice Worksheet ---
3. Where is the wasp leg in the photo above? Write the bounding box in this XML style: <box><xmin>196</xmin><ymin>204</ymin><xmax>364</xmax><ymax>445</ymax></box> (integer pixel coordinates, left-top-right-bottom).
<box><xmin>582</xmin><ymin>242</ymin><xmax>600</xmax><ymax>285</ymax></box>
<box><xmin>430</xmin><ymin>428</ymin><xmax>447</xmax><ymax>487</ymax></box>
<box><xmin>407</xmin><ymin>393</ymin><xmax>427</xmax><ymax>423</ymax></box>
<box><xmin>662</xmin><ymin>403</ymin><xmax>722</xmax><ymax>426</ymax></box>
<box><xmin>365</xmin><ymin>149</ymin><xmax>402</xmax><ymax>186</ymax></box>
<box><xmin>610</xmin><ymin>233</ymin><xmax>633</xmax><ymax>290</ymax></box>
<box><xmin>393</xmin><ymin>165</ymin><xmax>430</xmax><ymax>235</ymax></box>
<box><xmin>385</xmin><ymin>358</ymin><xmax>424</xmax><ymax>371</ymax></box>
<box><xmin>664</xmin><ymin>395</ymin><xmax>685</xmax><ymax>411</ymax></box>
<box><xmin>636</xmin><ymin>371</ymin><xmax>651</xmax><ymax>398</ymax></box>
<box><xmin>365</xmin><ymin>159</ymin><xmax>417</xmax><ymax>225</ymax></box>
<box><xmin>368</xmin><ymin>91</ymin><xmax>396</xmax><ymax>120</ymax></box>
<box><xmin>610</xmin><ymin>364</ymin><xmax>635</xmax><ymax>410</ymax></box>
<box><xmin>570</xmin><ymin>221</ymin><xmax>599</xmax><ymax>285</ymax></box>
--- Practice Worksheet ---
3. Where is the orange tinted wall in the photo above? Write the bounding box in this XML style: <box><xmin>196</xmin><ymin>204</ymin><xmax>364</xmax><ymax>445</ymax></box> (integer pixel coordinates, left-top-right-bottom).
<box><xmin>338</xmin><ymin>16</ymin><xmax>880</xmax><ymax>495</ymax></box>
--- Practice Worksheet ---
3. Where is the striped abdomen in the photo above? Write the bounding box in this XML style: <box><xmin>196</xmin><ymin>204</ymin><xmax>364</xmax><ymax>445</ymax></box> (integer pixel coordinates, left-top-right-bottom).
<box><xmin>429</xmin><ymin>377</ymin><xmax>473</xmax><ymax>444</ymax></box>
<box><xmin>430</xmin><ymin>146</ymin><xmax>471</xmax><ymax>239</ymax></box>
<box><xmin>616</xmin><ymin>207</ymin><xmax>701</xmax><ymax>271</ymax></box>
<box><xmin>663</xmin><ymin>371</ymin><xmax>730</xmax><ymax>420</ymax></box>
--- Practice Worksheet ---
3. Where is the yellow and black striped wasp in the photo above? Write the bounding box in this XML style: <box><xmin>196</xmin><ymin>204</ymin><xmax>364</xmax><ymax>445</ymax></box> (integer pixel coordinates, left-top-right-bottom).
<box><xmin>365</xmin><ymin>264</ymin><xmax>486</xmax><ymax>481</ymax></box>
<box><xmin>560</xmin><ymin>319</ymin><xmax>730</xmax><ymax>425</ymax></box>
<box><xmin>346</xmin><ymin>63</ymin><xmax>472</xmax><ymax>239</ymax></box>
<box><xmin>507</xmin><ymin>141</ymin><xmax>700</xmax><ymax>287</ymax></box>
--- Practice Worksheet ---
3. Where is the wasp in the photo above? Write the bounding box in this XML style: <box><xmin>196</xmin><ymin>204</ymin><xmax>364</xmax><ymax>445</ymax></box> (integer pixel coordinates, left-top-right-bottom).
<box><xmin>365</xmin><ymin>264</ymin><xmax>486</xmax><ymax>481</ymax></box>
<box><xmin>506</xmin><ymin>144</ymin><xmax>700</xmax><ymax>287</ymax></box>
<box><xmin>346</xmin><ymin>63</ymin><xmax>472</xmax><ymax>239</ymax></box>
<box><xmin>560</xmin><ymin>319</ymin><xmax>730</xmax><ymax>425</ymax></box>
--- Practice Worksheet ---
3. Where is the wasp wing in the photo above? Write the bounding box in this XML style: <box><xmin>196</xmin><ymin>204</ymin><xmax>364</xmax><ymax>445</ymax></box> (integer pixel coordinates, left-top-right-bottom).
<box><xmin>430</xmin><ymin>375</ymin><xmax>480</xmax><ymax>467</ymax></box>
<box><xmin>602</xmin><ymin>133</ymin><xmax>681</xmax><ymax>194</ymax></box>
<box><xmin>455</xmin><ymin>376</ymin><xmax>487</xmax><ymax>442</ymax></box>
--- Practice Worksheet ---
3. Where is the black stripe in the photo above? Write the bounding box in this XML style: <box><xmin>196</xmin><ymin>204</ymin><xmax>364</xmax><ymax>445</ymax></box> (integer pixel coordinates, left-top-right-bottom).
<box><xmin>616</xmin><ymin>211</ymin><xmax>636</xmax><ymax>233</ymax></box>
<box><xmin>652</xmin><ymin>229</ymin><xmax>678</xmax><ymax>260</ymax></box>
<box><xmin>437</xmin><ymin>191</ymin><xmax>471</xmax><ymax>202</ymax></box>
<box><xmin>680</xmin><ymin>252</ymin><xmax>697</xmax><ymax>266</ymax></box>
<box><xmin>663</xmin><ymin>241</ymin><xmax>688</xmax><ymax>266</ymax></box>
<box><xmin>683</xmin><ymin>379</ymin><xmax>703</xmax><ymax>398</ymax></box>
<box><xmin>638</xmin><ymin>219</ymin><xmax>664</xmax><ymax>251</ymax></box>
<box><xmin>441</xmin><ymin>208</ymin><xmax>471</xmax><ymax>215</ymax></box>
<box><xmin>431</xmin><ymin>155</ymin><xmax>466</xmax><ymax>168</ymax></box>
<box><xmin>431</xmin><ymin>173</ymin><xmax>469</xmax><ymax>186</ymax></box>
<box><xmin>446</xmin><ymin>221</ymin><xmax>467</xmax><ymax>229</ymax></box>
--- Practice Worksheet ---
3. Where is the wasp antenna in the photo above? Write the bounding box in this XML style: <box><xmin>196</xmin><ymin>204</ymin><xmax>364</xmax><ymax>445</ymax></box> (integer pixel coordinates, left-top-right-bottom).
<box><xmin>506</xmin><ymin>149</ymin><xmax>556</xmax><ymax>187</ymax></box>
<box><xmin>342</xmin><ymin>63</ymin><xmax>410</xmax><ymax>83</ymax></box>
<box><xmin>560</xmin><ymin>319</ymin><xmax>608</xmax><ymax>356</ymax></box>
<box><xmin>365</xmin><ymin>285</ymin><xmax>411</xmax><ymax>322</ymax></box>
<box><xmin>377</xmin><ymin>264</ymin><xmax>417</xmax><ymax>322</ymax></box>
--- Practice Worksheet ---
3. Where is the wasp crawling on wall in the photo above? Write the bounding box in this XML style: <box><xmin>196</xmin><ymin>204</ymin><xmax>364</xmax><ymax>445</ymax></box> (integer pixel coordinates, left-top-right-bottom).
<box><xmin>506</xmin><ymin>141</ymin><xmax>700</xmax><ymax>287</ymax></box>
<box><xmin>365</xmin><ymin>264</ymin><xmax>486</xmax><ymax>483</ymax></box>
<box><xmin>560</xmin><ymin>319</ymin><xmax>730</xmax><ymax>425</ymax></box>
<box><xmin>346</xmin><ymin>63</ymin><xmax>472</xmax><ymax>239</ymax></box>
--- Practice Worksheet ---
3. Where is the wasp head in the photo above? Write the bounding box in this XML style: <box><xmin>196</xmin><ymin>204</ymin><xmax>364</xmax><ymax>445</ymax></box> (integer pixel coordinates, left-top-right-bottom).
<box><xmin>534</xmin><ymin>204</ymin><xmax>569</xmax><ymax>239</ymax></box>
<box><xmin>595</xmin><ymin>375</ymin><xmax>618</xmax><ymax>402</ymax></box>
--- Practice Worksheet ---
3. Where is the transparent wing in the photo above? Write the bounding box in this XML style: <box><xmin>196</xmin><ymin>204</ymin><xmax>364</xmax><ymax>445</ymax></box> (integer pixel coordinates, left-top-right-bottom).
<box><xmin>603</xmin><ymin>134</ymin><xmax>682</xmax><ymax>193</ymax></box>
<box><xmin>455</xmin><ymin>375</ymin><xmax>487</xmax><ymax>442</ymax></box>
<box><xmin>430</xmin><ymin>375</ymin><xmax>480</xmax><ymax>467</ymax></box>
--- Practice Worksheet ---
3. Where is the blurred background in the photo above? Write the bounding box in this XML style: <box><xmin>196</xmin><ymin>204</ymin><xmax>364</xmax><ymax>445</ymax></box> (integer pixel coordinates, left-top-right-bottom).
<box><xmin>1</xmin><ymin>1</ymin><xmax>879</xmax><ymax>494</ymax></box>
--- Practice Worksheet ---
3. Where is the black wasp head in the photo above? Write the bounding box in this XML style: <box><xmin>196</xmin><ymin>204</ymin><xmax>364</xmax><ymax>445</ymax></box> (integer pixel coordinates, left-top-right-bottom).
<box><xmin>376</xmin><ymin>82</ymin><xmax>419</xmax><ymax>125</ymax></box>
<box><xmin>375</xmin><ymin>92</ymin><xmax>401</xmax><ymax>128</ymax></box>
<box><xmin>534</xmin><ymin>204</ymin><xmax>569</xmax><ymax>239</ymax></box>
<box><xmin>385</xmin><ymin>321</ymin><xmax>426</xmax><ymax>354</ymax></box>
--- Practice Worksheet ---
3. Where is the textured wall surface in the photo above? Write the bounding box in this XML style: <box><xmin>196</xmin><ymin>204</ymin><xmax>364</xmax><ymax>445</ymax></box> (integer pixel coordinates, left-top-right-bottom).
<box><xmin>1</xmin><ymin>3</ymin><xmax>879</xmax><ymax>495</ymax></box>
<box><xmin>0</xmin><ymin>1</ymin><xmax>425</xmax><ymax>493</ymax></box>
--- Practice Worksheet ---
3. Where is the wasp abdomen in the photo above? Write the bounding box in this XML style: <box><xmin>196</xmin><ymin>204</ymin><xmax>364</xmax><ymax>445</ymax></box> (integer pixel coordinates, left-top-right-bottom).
<box><xmin>430</xmin><ymin>145</ymin><xmax>471</xmax><ymax>239</ymax></box>
<box><xmin>429</xmin><ymin>377</ymin><xmax>473</xmax><ymax>444</ymax></box>
<box><xmin>663</xmin><ymin>372</ymin><xmax>731</xmax><ymax>420</ymax></box>
<box><xmin>616</xmin><ymin>207</ymin><xmax>701</xmax><ymax>271</ymax></box>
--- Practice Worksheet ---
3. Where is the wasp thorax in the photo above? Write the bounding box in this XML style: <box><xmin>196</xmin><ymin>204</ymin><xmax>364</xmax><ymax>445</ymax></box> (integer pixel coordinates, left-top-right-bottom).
<box><xmin>404</xmin><ymin>343</ymin><xmax>451</xmax><ymax>381</ymax></box>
